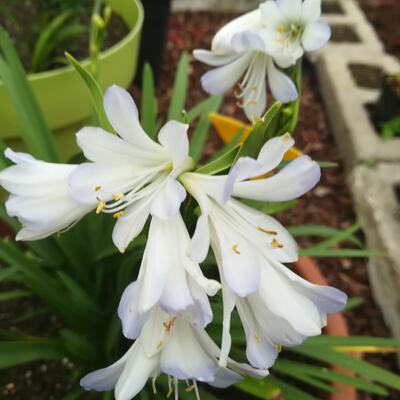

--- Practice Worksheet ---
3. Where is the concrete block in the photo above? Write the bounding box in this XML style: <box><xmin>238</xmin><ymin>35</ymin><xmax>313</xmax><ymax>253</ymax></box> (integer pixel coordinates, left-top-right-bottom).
<box><xmin>315</xmin><ymin>49</ymin><xmax>400</xmax><ymax>171</ymax></box>
<box><xmin>350</xmin><ymin>164</ymin><xmax>400</xmax><ymax>342</ymax></box>
<box><xmin>172</xmin><ymin>0</ymin><xmax>260</xmax><ymax>12</ymax></box>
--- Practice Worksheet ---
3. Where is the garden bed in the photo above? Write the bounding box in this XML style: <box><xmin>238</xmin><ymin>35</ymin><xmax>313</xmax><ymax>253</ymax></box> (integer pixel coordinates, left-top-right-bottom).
<box><xmin>0</xmin><ymin>10</ymin><xmax>398</xmax><ymax>400</ymax></box>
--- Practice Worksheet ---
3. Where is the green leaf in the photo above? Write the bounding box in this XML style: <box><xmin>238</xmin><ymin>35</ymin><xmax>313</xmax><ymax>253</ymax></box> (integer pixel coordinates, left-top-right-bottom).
<box><xmin>288</xmin><ymin>224</ymin><xmax>363</xmax><ymax>247</ymax></box>
<box><xmin>268</xmin><ymin>375</ymin><xmax>317</xmax><ymax>400</ymax></box>
<box><xmin>168</xmin><ymin>53</ymin><xmax>189</xmax><ymax>121</ymax></box>
<box><xmin>196</xmin><ymin>144</ymin><xmax>241</xmax><ymax>175</ymax></box>
<box><xmin>189</xmin><ymin>96</ymin><xmax>223</xmax><ymax>161</ymax></box>
<box><xmin>299</xmin><ymin>248</ymin><xmax>379</xmax><ymax>258</ymax></box>
<box><xmin>241</xmin><ymin>199</ymin><xmax>297</xmax><ymax>215</ymax></box>
<box><xmin>313</xmin><ymin>223</ymin><xmax>362</xmax><ymax>249</ymax></box>
<box><xmin>0</xmin><ymin>339</ymin><xmax>66</xmax><ymax>368</ymax></box>
<box><xmin>235</xmin><ymin>101</ymin><xmax>281</xmax><ymax>161</ymax></box>
<box><xmin>306</xmin><ymin>335</ymin><xmax>400</xmax><ymax>348</ymax></box>
<box><xmin>292</xmin><ymin>345</ymin><xmax>400</xmax><ymax>391</ymax></box>
<box><xmin>62</xmin><ymin>389</ymin><xmax>84</xmax><ymax>400</ymax></box>
<box><xmin>186</xmin><ymin>96</ymin><xmax>223</xmax><ymax>123</ymax></box>
<box><xmin>274</xmin><ymin>360</ymin><xmax>388</xmax><ymax>396</ymax></box>
<box><xmin>343</xmin><ymin>296</ymin><xmax>364</xmax><ymax>311</ymax></box>
<box><xmin>235</xmin><ymin>376</ymin><xmax>282</xmax><ymax>399</ymax></box>
<box><xmin>0</xmin><ymin>266</ymin><xmax>18</xmax><ymax>281</ymax></box>
<box><xmin>65</xmin><ymin>52</ymin><xmax>113</xmax><ymax>132</ymax></box>
<box><xmin>60</xmin><ymin>329</ymin><xmax>97</xmax><ymax>364</ymax></box>
<box><xmin>141</xmin><ymin>63</ymin><xmax>158</xmax><ymax>138</ymax></box>
<box><xmin>0</xmin><ymin>289</ymin><xmax>32</xmax><ymax>302</ymax></box>
<box><xmin>0</xmin><ymin>27</ymin><xmax>58</xmax><ymax>162</ymax></box>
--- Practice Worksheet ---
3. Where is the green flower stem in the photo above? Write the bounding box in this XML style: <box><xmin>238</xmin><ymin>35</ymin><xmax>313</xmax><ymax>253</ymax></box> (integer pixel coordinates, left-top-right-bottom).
<box><xmin>287</xmin><ymin>58</ymin><xmax>302</xmax><ymax>135</ymax></box>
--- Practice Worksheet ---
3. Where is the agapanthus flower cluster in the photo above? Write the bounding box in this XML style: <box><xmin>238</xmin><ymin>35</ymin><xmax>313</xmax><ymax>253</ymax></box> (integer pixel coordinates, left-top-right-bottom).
<box><xmin>194</xmin><ymin>0</ymin><xmax>331</xmax><ymax>119</ymax></box>
<box><xmin>0</xmin><ymin>2</ymin><xmax>344</xmax><ymax>399</ymax></box>
<box><xmin>0</xmin><ymin>84</ymin><xmax>346</xmax><ymax>399</ymax></box>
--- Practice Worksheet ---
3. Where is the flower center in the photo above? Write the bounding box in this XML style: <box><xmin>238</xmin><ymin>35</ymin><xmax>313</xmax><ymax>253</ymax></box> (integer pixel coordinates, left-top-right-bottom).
<box><xmin>276</xmin><ymin>22</ymin><xmax>304</xmax><ymax>48</ymax></box>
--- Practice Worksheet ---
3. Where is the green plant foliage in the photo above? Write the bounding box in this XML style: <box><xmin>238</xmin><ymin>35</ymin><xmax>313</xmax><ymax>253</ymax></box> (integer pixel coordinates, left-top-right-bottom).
<box><xmin>381</xmin><ymin>115</ymin><xmax>400</xmax><ymax>140</ymax></box>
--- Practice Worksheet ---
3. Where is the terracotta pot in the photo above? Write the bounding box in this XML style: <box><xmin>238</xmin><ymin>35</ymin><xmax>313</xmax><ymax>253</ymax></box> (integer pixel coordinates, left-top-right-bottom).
<box><xmin>294</xmin><ymin>256</ymin><xmax>357</xmax><ymax>400</ymax></box>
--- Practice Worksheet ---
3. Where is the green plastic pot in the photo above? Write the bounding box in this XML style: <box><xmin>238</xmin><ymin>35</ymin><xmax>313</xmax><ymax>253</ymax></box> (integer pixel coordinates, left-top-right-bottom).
<box><xmin>0</xmin><ymin>0</ymin><xmax>144</xmax><ymax>160</ymax></box>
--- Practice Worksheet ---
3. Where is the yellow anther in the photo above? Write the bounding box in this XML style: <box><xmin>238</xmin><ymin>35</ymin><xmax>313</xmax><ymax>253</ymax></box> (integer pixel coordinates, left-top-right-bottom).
<box><xmin>167</xmin><ymin>385</ymin><xmax>174</xmax><ymax>398</ymax></box>
<box><xmin>163</xmin><ymin>317</ymin><xmax>178</xmax><ymax>333</ymax></box>
<box><xmin>112</xmin><ymin>192</ymin><xmax>124</xmax><ymax>201</ymax></box>
<box><xmin>96</xmin><ymin>199</ymin><xmax>106</xmax><ymax>214</ymax></box>
<box><xmin>185</xmin><ymin>384</ymin><xmax>196</xmax><ymax>392</ymax></box>
<box><xmin>257</xmin><ymin>226</ymin><xmax>278</xmax><ymax>236</ymax></box>
<box><xmin>232</xmin><ymin>244</ymin><xmax>241</xmax><ymax>254</ymax></box>
<box><xmin>278</xmin><ymin>24</ymin><xmax>285</xmax><ymax>33</ymax></box>
<box><xmin>276</xmin><ymin>344</ymin><xmax>282</xmax><ymax>352</ymax></box>
<box><xmin>271</xmin><ymin>238</ymin><xmax>284</xmax><ymax>249</ymax></box>
<box><xmin>251</xmin><ymin>85</ymin><xmax>257</xmax><ymax>91</ymax></box>
<box><xmin>157</xmin><ymin>340</ymin><xmax>164</xmax><ymax>349</ymax></box>
<box><xmin>95</xmin><ymin>185</ymin><xmax>102</xmax><ymax>192</ymax></box>
<box><xmin>255</xmin><ymin>333</ymin><xmax>261</xmax><ymax>344</ymax></box>
<box><xmin>113</xmin><ymin>211</ymin><xmax>125</xmax><ymax>219</ymax></box>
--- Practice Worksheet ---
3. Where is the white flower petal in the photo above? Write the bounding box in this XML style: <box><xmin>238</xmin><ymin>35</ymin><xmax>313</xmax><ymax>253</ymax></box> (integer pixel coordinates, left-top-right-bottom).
<box><xmin>158</xmin><ymin>121</ymin><xmax>189</xmax><ymax>172</ymax></box>
<box><xmin>229</xmin><ymin>199</ymin><xmax>298</xmax><ymax>262</ymax></box>
<box><xmin>160</xmin><ymin>319</ymin><xmax>218</xmax><ymax>382</ymax></box>
<box><xmin>231</xmin><ymin>30</ymin><xmax>266</xmax><ymax>53</ymax></box>
<box><xmin>259</xmin><ymin>264</ymin><xmax>323</xmax><ymax>337</ymax></box>
<box><xmin>201</xmin><ymin>52</ymin><xmax>253</xmax><ymax>95</ymax></box>
<box><xmin>188</xmin><ymin>213</ymin><xmax>211</xmax><ymax>263</ymax></box>
<box><xmin>4</xmin><ymin>148</ymin><xmax>35</xmax><ymax>163</ymax></box>
<box><xmin>76</xmin><ymin>127</ymin><xmax>166</xmax><ymax>166</ymax></box>
<box><xmin>301</xmin><ymin>21</ymin><xmax>331</xmax><ymax>52</ymax></box>
<box><xmin>150</xmin><ymin>178</ymin><xmax>186</xmax><ymax>220</ymax></box>
<box><xmin>68</xmin><ymin>162</ymin><xmax>137</xmax><ymax>205</ymax></box>
<box><xmin>218</xmin><ymin>275</ymin><xmax>237</xmax><ymax>367</ymax></box>
<box><xmin>137</xmin><ymin>219</ymin><xmax>169</xmax><ymax>312</ymax></box>
<box><xmin>213</xmin><ymin>221</ymin><xmax>261</xmax><ymax>297</ymax></box>
<box><xmin>260</xmin><ymin>1</ymin><xmax>282</xmax><ymax>28</ymax></box>
<box><xmin>236</xmin><ymin>298</ymin><xmax>278</xmax><ymax>369</ymax></box>
<box><xmin>224</xmin><ymin>133</ymin><xmax>294</xmax><ymax>201</ymax></box>
<box><xmin>209</xmin><ymin>368</ymin><xmax>243</xmax><ymax>388</ymax></box>
<box><xmin>112</xmin><ymin>198</ymin><xmax>150</xmax><ymax>253</ymax></box>
<box><xmin>118</xmin><ymin>281</ymin><xmax>149</xmax><ymax>340</ymax></box>
<box><xmin>280</xmin><ymin>266</ymin><xmax>347</xmax><ymax>314</ymax></box>
<box><xmin>115</xmin><ymin>342</ymin><xmax>158</xmax><ymax>400</ymax></box>
<box><xmin>193</xmin><ymin>50</ymin><xmax>239</xmax><ymax>66</ymax></box>
<box><xmin>80</xmin><ymin>344</ymin><xmax>135</xmax><ymax>392</ymax></box>
<box><xmin>277</xmin><ymin>0</ymin><xmax>302</xmax><ymax>20</ymax></box>
<box><xmin>212</xmin><ymin>9</ymin><xmax>262</xmax><ymax>52</ymax></box>
<box><xmin>302</xmin><ymin>0</ymin><xmax>322</xmax><ymax>23</ymax></box>
<box><xmin>267</xmin><ymin>59</ymin><xmax>298</xmax><ymax>103</ymax></box>
<box><xmin>233</xmin><ymin>155</ymin><xmax>321</xmax><ymax>202</ymax></box>
<box><xmin>104</xmin><ymin>85</ymin><xmax>164</xmax><ymax>153</ymax></box>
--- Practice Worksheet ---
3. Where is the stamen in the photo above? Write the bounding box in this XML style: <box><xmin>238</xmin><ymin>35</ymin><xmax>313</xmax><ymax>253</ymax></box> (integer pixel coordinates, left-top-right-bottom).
<box><xmin>255</xmin><ymin>333</ymin><xmax>261</xmax><ymax>344</ymax></box>
<box><xmin>113</xmin><ymin>211</ymin><xmax>125</xmax><ymax>219</ymax></box>
<box><xmin>271</xmin><ymin>238</ymin><xmax>284</xmax><ymax>249</ymax></box>
<box><xmin>95</xmin><ymin>185</ymin><xmax>102</xmax><ymax>192</ymax></box>
<box><xmin>163</xmin><ymin>316</ymin><xmax>178</xmax><ymax>333</ymax></box>
<box><xmin>112</xmin><ymin>192</ymin><xmax>125</xmax><ymax>201</ymax></box>
<box><xmin>185</xmin><ymin>384</ymin><xmax>196</xmax><ymax>392</ymax></box>
<box><xmin>232</xmin><ymin>244</ymin><xmax>241</xmax><ymax>254</ymax></box>
<box><xmin>174</xmin><ymin>378</ymin><xmax>179</xmax><ymax>400</ymax></box>
<box><xmin>278</xmin><ymin>24</ymin><xmax>285</xmax><ymax>33</ymax></box>
<box><xmin>167</xmin><ymin>377</ymin><xmax>174</xmax><ymax>398</ymax></box>
<box><xmin>257</xmin><ymin>226</ymin><xmax>278</xmax><ymax>235</ymax></box>
<box><xmin>276</xmin><ymin>344</ymin><xmax>282</xmax><ymax>352</ymax></box>
<box><xmin>96</xmin><ymin>198</ymin><xmax>105</xmax><ymax>214</ymax></box>
<box><xmin>152</xmin><ymin>377</ymin><xmax>158</xmax><ymax>394</ymax></box>
<box><xmin>157</xmin><ymin>340</ymin><xmax>164</xmax><ymax>349</ymax></box>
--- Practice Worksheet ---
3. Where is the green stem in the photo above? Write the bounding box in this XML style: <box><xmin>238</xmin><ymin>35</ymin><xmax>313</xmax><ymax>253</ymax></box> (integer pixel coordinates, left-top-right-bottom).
<box><xmin>288</xmin><ymin>58</ymin><xmax>302</xmax><ymax>135</ymax></box>
<box><xmin>89</xmin><ymin>0</ymin><xmax>103</xmax><ymax>78</ymax></box>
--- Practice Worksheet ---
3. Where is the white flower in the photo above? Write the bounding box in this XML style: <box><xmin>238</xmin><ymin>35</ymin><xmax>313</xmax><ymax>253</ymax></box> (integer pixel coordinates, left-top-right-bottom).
<box><xmin>0</xmin><ymin>86</ymin><xmax>193</xmax><ymax>251</ymax></box>
<box><xmin>260</xmin><ymin>0</ymin><xmax>331</xmax><ymax>63</ymax></box>
<box><xmin>193</xmin><ymin>0</ymin><xmax>330</xmax><ymax>119</ymax></box>
<box><xmin>0</xmin><ymin>149</ymin><xmax>92</xmax><ymax>241</ymax></box>
<box><xmin>193</xmin><ymin>8</ymin><xmax>297</xmax><ymax>119</ymax></box>
<box><xmin>117</xmin><ymin>213</ymin><xmax>221</xmax><ymax>336</ymax></box>
<box><xmin>181</xmin><ymin>134</ymin><xmax>346</xmax><ymax>368</ymax></box>
<box><xmin>80</xmin><ymin>306</ymin><xmax>267</xmax><ymax>400</ymax></box>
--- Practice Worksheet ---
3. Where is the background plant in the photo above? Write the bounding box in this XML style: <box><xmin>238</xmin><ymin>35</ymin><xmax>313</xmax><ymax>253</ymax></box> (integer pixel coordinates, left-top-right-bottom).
<box><xmin>0</xmin><ymin>27</ymin><xmax>399</xmax><ymax>400</ymax></box>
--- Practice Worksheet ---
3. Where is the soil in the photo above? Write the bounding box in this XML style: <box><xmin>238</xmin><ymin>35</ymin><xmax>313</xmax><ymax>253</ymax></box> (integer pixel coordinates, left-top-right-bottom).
<box><xmin>1</xmin><ymin>8</ymin><xmax>399</xmax><ymax>400</ymax></box>
<box><xmin>0</xmin><ymin>1</ymin><xmax>129</xmax><ymax>73</ymax></box>
<box><xmin>357</xmin><ymin>0</ymin><xmax>400</xmax><ymax>59</ymax></box>
<box><xmin>349</xmin><ymin>64</ymin><xmax>383</xmax><ymax>89</ymax></box>
<box><xmin>330</xmin><ymin>24</ymin><xmax>361</xmax><ymax>43</ymax></box>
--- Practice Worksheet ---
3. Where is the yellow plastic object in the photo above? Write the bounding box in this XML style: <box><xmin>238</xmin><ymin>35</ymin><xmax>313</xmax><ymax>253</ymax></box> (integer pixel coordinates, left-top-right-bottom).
<box><xmin>208</xmin><ymin>112</ymin><xmax>303</xmax><ymax>160</ymax></box>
